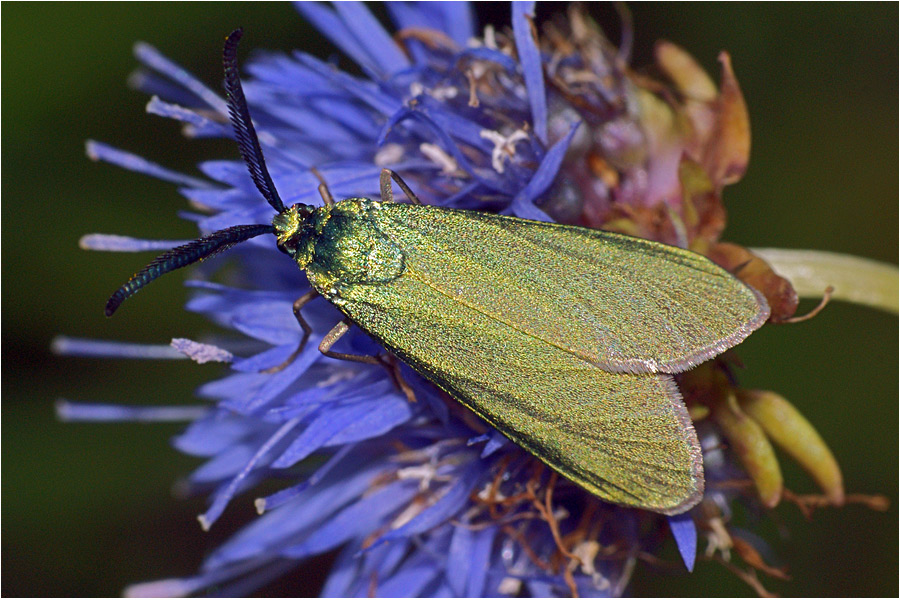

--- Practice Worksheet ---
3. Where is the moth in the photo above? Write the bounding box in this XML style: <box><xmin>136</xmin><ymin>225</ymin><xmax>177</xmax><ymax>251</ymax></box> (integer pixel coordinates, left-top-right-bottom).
<box><xmin>106</xmin><ymin>29</ymin><xmax>769</xmax><ymax>515</ymax></box>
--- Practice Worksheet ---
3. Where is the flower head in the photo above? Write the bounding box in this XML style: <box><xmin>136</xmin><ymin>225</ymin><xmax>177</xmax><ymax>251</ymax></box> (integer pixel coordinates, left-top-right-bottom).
<box><xmin>59</xmin><ymin>2</ymin><xmax>891</xmax><ymax>596</ymax></box>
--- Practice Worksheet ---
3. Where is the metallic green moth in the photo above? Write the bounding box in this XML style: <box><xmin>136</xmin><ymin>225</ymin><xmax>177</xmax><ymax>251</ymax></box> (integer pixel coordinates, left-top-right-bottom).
<box><xmin>106</xmin><ymin>29</ymin><xmax>770</xmax><ymax>515</ymax></box>
<box><xmin>273</xmin><ymin>197</ymin><xmax>769</xmax><ymax>515</ymax></box>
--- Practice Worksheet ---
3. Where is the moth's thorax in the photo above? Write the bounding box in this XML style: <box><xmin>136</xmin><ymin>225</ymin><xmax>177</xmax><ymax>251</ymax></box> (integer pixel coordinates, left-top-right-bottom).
<box><xmin>278</xmin><ymin>198</ymin><xmax>405</xmax><ymax>298</ymax></box>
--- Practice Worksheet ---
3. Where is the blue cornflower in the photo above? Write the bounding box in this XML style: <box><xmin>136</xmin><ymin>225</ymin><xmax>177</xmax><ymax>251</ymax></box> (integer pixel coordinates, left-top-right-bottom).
<box><xmin>57</xmin><ymin>2</ymin><xmax>893</xmax><ymax>597</ymax></box>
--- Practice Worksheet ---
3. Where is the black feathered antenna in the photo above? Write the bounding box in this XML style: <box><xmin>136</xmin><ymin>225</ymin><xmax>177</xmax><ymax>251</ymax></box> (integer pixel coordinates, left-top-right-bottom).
<box><xmin>106</xmin><ymin>30</ymin><xmax>286</xmax><ymax>316</ymax></box>
<box><xmin>105</xmin><ymin>224</ymin><xmax>275</xmax><ymax>316</ymax></box>
<box><xmin>223</xmin><ymin>28</ymin><xmax>286</xmax><ymax>214</ymax></box>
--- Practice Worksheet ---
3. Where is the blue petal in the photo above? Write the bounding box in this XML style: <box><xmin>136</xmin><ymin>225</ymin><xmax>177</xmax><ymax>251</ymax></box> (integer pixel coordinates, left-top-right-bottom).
<box><xmin>231</xmin><ymin>342</ymin><xmax>310</xmax><ymax>373</ymax></box>
<box><xmin>364</xmin><ymin>537</ymin><xmax>411</xmax><ymax>585</ymax></box>
<box><xmin>85</xmin><ymin>140</ymin><xmax>214</xmax><ymax>188</ymax></box>
<box><xmin>230</xmin><ymin>300</ymin><xmax>304</xmax><ymax>345</ymax></box>
<box><xmin>465</xmin><ymin>526</ymin><xmax>496</xmax><ymax>596</ymax></box>
<box><xmin>194</xmin><ymin>371</ymin><xmax>264</xmax><ymax>404</ymax></box>
<box><xmin>295</xmin><ymin>2</ymin><xmax>408</xmax><ymax>79</ymax></box>
<box><xmin>324</xmin><ymin>397</ymin><xmax>413</xmax><ymax>444</ymax></box>
<box><xmin>319</xmin><ymin>542</ymin><xmax>360</xmax><ymax>597</ymax></box>
<box><xmin>387</xmin><ymin>3</ymin><xmax>475</xmax><ymax>49</ymax></box>
<box><xmin>466</xmin><ymin>432</ymin><xmax>490</xmax><ymax>446</ymax></box>
<box><xmin>78</xmin><ymin>234</ymin><xmax>193</xmax><ymax>252</ymax></box>
<box><xmin>146</xmin><ymin>96</ymin><xmax>221</xmax><ymax>131</ymax></box>
<box><xmin>184</xmin><ymin>281</ymin><xmax>293</xmax><ymax>308</ymax></box>
<box><xmin>55</xmin><ymin>400</ymin><xmax>207</xmax><ymax>423</ymax></box>
<box><xmin>271</xmin><ymin>396</ymin><xmax>412</xmax><ymax>468</ymax></box>
<box><xmin>173</xmin><ymin>412</ymin><xmax>254</xmax><ymax>456</ymax></box>
<box><xmin>460</xmin><ymin>46</ymin><xmax>519</xmax><ymax>71</ymax></box>
<box><xmin>124</xmin><ymin>576</ymin><xmax>201</xmax><ymax>598</ymax></box>
<box><xmin>380</xmin><ymin>106</ymin><xmax>512</xmax><ymax>194</ymax></box>
<box><xmin>257</xmin><ymin>444</ymin><xmax>356</xmax><ymax>512</ymax></box>
<box><xmin>512</xmin><ymin>1</ymin><xmax>548</xmax><ymax>143</ymax></box>
<box><xmin>374</xmin><ymin>460</ymin><xmax>482</xmax><ymax>544</ymax></box>
<box><xmin>245</xmin><ymin>53</ymin><xmax>331</xmax><ymax>93</ymax></box>
<box><xmin>226</xmin><ymin>348</ymin><xmax>320</xmax><ymax>414</ymax></box>
<box><xmin>422</xmin><ymin>2</ymin><xmax>476</xmax><ymax>48</ymax></box>
<box><xmin>208</xmin><ymin>455</ymin><xmax>389</xmax><ymax>568</ymax></box>
<box><xmin>431</xmin><ymin>582</ymin><xmax>455</xmax><ymax>597</ymax></box>
<box><xmin>51</xmin><ymin>336</ymin><xmax>185</xmax><ymax>359</ymax></box>
<box><xmin>177</xmin><ymin>187</ymin><xmax>248</xmax><ymax>211</ymax></box>
<box><xmin>385</xmin><ymin>2</ymin><xmax>440</xmax><ymax>39</ymax></box>
<box><xmin>283</xmin><ymin>164</ymin><xmax>384</xmax><ymax>202</ymax></box>
<box><xmin>129</xmin><ymin>68</ymin><xmax>204</xmax><ymax>108</ymax></box>
<box><xmin>668</xmin><ymin>513</ymin><xmax>697</xmax><ymax>572</ymax></box>
<box><xmin>198</xmin><ymin>417</ymin><xmax>303</xmax><ymax>530</ymax></box>
<box><xmin>263</xmin><ymin>101</ymin><xmax>378</xmax><ymax>150</ymax></box>
<box><xmin>481</xmin><ymin>430</ymin><xmax>509</xmax><ymax>457</ymax></box>
<box><xmin>294</xmin><ymin>53</ymin><xmax>401</xmax><ymax>116</ymax></box>
<box><xmin>184</xmin><ymin>119</ymin><xmax>234</xmax><ymax>139</ymax></box>
<box><xmin>376</xmin><ymin>551</ymin><xmax>442</xmax><ymax>597</ymax></box>
<box><xmin>415</xmin><ymin>94</ymin><xmax>497</xmax><ymax>152</ymax></box>
<box><xmin>447</xmin><ymin>524</ymin><xmax>496</xmax><ymax>596</ymax></box>
<box><xmin>276</xmin><ymin>373</ymin><xmax>373</xmax><ymax>411</ymax></box>
<box><xmin>132</xmin><ymin>42</ymin><xmax>228</xmax><ymax>114</ymax></box>
<box><xmin>417</xmin><ymin>384</ymin><xmax>450</xmax><ymax>423</ymax></box>
<box><xmin>191</xmin><ymin>442</ymin><xmax>256</xmax><ymax>483</ymax></box>
<box><xmin>295</xmin><ymin>3</ymin><xmax>377</xmax><ymax>78</ymax></box>
<box><xmin>283</xmin><ymin>480</ymin><xmax>418</xmax><ymax>557</ymax></box>
<box><xmin>509</xmin><ymin>121</ymin><xmax>581</xmax><ymax>220</ymax></box>
<box><xmin>380</xmin><ymin>107</ymin><xmax>473</xmax><ymax>169</ymax></box>
<box><xmin>333</xmin><ymin>2</ymin><xmax>411</xmax><ymax>73</ymax></box>
<box><xmin>198</xmin><ymin>160</ymin><xmax>258</xmax><ymax>187</ymax></box>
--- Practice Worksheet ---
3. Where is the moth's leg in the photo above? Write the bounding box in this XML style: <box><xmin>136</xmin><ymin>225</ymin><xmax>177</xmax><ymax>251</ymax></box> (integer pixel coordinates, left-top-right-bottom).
<box><xmin>311</xmin><ymin>166</ymin><xmax>335</xmax><ymax>207</ymax></box>
<box><xmin>261</xmin><ymin>289</ymin><xmax>319</xmax><ymax>374</ymax></box>
<box><xmin>379</xmin><ymin>168</ymin><xmax>422</xmax><ymax>205</ymax></box>
<box><xmin>320</xmin><ymin>318</ymin><xmax>418</xmax><ymax>403</ymax></box>
<box><xmin>318</xmin><ymin>319</ymin><xmax>377</xmax><ymax>364</ymax></box>
<box><xmin>378</xmin><ymin>353</ymin><xmax>418</xmax><ymax>404</ymax></box>
<box><xmin>379</xmin><ymin>169</ymin><xmax>395</xmax><ymax>204</ymax></box>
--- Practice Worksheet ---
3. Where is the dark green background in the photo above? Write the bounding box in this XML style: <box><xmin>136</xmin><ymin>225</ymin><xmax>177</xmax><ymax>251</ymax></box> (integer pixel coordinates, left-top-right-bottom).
<box><xmin>4</xmin><ymin>3</ymin><xmax>896</xmax><ymax>596</ymax></box>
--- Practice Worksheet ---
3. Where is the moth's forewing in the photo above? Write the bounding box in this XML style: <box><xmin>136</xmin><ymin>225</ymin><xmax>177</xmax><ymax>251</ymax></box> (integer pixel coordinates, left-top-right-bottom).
<box><xmin>372</xmin><ymin>204</ymin><xmax>769</xmax><ymax>375</ymax></box>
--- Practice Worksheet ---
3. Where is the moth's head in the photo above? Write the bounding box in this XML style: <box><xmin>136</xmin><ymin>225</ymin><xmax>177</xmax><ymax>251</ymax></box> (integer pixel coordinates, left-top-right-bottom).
<box><xmin>273</xmin><ymin>204</ymin><xmax>319</xmax><ymax>263</ymax></box>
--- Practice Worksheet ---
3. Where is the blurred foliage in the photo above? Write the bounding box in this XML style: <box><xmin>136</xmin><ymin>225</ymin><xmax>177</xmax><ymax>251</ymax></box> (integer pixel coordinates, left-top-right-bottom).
<box><xmin>3</xmin><ymin>3</ymin><xmax>896</xmax><ymax>596</ymax></box>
